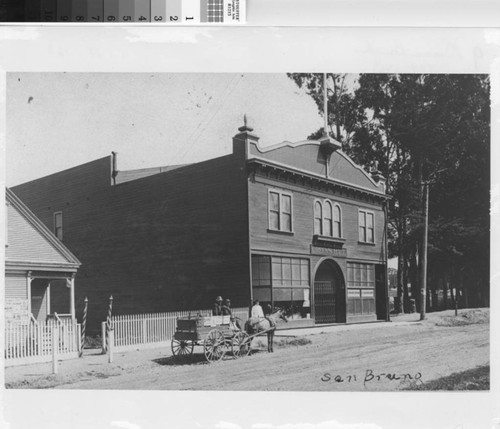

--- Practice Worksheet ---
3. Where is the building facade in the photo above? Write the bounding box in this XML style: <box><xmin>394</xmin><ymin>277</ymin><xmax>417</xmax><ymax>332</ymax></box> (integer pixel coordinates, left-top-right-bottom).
<box><xmin>12</xmin><ymin>123</ymin><xmax>388</xmax><ymax>331</ymax></box>
<box><xmin>5</xmin><ymin>188</ymin><xmax>81</xmax><ymax>324</ymax></box>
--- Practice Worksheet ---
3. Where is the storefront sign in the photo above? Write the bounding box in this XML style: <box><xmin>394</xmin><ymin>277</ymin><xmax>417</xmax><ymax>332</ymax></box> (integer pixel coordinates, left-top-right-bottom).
<box><xmin>310</xmin><ymin>245</ymin><xmax>347</xmax><ymax>258</ymax></box>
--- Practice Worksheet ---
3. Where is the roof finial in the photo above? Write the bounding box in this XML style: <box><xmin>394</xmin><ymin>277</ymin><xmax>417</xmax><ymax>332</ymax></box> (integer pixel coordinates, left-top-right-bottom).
<box><xmin>238</xmin><ymin>113</ymin><xmax>253</xmax><ymax>132</ymax></box>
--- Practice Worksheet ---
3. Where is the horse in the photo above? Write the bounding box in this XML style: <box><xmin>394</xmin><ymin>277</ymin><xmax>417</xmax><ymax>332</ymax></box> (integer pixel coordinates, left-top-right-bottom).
<box><xmin>244</xmin><ymin>308</ymin><xmax>288</xmax><ymax>353</ymax></box>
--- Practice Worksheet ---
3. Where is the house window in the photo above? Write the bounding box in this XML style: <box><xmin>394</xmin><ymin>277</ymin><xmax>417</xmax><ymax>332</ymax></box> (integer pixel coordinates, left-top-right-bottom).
<box><xmin>358</xmin><ymin>210</ymin><xmax>374</xmax><ymax>243</ymax></box>
<box><xmin>54</xmin><ymin>211</ymin><xmax>63</xmax><ymax>241</ymax></box>
<box><xmin>269</xmin><ymin>190</ymin><xmax>292</xmax><ymax>232</ymax></box>
<box><xmin>314</xmin><ymin>200</ymin><xmax>342</xmax><ymax>238</ymax></box>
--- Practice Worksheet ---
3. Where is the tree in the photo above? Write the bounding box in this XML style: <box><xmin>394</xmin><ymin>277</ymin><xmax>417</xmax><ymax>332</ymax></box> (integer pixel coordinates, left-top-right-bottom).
<box><xmin>289</xmin><ymin>73</ymin><xmax>490</xmax><ymax>311</ymax></box>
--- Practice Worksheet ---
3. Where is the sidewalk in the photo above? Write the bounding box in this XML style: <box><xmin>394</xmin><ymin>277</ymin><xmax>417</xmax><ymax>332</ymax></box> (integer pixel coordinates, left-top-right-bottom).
<box><xmin>275</xmin><ymin>313</ymin><xmax>424</xmax><ymax>337</ymax></box>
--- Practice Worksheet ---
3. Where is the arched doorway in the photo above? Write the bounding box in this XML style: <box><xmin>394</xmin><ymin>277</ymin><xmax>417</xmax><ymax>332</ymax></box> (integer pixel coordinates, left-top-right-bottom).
<box><xmin>313</xmin><ymin>259</ymin><xmax>346</xmax><ymax>324</ymax></box>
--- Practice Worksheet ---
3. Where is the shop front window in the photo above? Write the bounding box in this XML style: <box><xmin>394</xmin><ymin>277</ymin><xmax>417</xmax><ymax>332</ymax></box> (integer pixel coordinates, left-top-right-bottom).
<box><xmin>251</xmin><ymin>255</ymin><xmax>311</xmax><ymax>320</ymax></box>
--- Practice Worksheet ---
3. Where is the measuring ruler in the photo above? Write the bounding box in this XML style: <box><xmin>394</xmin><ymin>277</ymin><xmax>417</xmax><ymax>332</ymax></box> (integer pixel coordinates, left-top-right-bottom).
<box><xmin>1</xmin><ymin>0</ymin><xmax>245</xmax><ymax>23</ymax></box>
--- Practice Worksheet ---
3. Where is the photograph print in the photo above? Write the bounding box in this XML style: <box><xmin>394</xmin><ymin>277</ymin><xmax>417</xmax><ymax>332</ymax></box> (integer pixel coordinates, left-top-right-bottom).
<box><xmin>4</xmin><ymin>72</ymin><xmax>490</xmax><ymax>391</ymax></box>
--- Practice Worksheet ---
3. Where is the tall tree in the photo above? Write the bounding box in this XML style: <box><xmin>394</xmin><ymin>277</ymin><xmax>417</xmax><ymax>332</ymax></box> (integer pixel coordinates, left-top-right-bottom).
<box><xmin>289</xmin><ymin>73</ymin><xmax>490</xmax><ymax>311</ymax></box>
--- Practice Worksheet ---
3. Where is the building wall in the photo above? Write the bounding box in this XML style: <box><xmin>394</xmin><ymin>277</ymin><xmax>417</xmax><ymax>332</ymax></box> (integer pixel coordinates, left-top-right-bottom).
<box><xmin>248</xmin><ymin>169</ymin><xmax>386</xmax><ymax>323</ymax></box>
<box><xmin>6</xmin><ymin>202</ymin><xmax>70</xmax><ymax>263</ymax></box>
<box><xmin>5</xmin><ymin>274</ymin><xmax>29</xmax><ymax>323</ymax></box>
<box><xmin>13</xmin><ymin>151</ymin><xmax>251</xmax><ymax>332</ymax></box>
<box><xmin>249</xmin><ymin>176</ymin><xmax>385</xmax><ymax>261</ymax></box>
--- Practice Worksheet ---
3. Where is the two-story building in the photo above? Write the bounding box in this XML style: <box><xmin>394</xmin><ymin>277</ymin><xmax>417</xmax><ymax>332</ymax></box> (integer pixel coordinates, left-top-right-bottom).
<box><xmin>12</xmin><ymin>121</ymin><xmax>389</xmax><ymax>331</ymax></box>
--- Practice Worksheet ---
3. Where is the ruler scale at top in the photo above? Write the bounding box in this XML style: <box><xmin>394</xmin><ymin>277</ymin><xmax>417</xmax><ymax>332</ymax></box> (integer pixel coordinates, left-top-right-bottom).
<box><xmin>0</xmin><ymin>0</ymin><xmax>246</xmax><ymax>23</ymax></box>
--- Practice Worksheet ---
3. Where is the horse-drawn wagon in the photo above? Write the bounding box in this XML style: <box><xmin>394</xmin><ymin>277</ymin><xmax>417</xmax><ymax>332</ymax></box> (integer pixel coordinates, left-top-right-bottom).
<box><xmin>171</xmin><ymin>309</ymin><xmax>287</xmax><ymax>363</ymax></box>
<box><xmin>171</xmin><ymin>314</ymin><xmax>251</xmax><ymax>362</ymax></box>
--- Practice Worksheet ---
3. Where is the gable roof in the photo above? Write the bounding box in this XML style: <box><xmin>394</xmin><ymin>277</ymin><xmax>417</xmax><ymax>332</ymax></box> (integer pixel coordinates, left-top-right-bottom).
<box><xmin>5</xmin><ymin>188</ymin><xmax>81</xmax><ymax>271</ymax></box>
<box><xmin>247</xmin><ymin>139</ymin><xmax>386</xmax><ymax>196</ymax></box>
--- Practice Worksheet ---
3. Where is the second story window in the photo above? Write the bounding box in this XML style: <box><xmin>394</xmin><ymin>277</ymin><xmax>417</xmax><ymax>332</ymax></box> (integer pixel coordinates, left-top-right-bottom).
<box><xmin>323</xmin><ymin>201</ymin><xmax>333</xmax><ymax>236</ymax></box>
<box><xmin>314</xmin><ymin>200</ymin><xmax>342</xmax><ymax>238</ymax></box>
<box><xmin>54</xmin><ymin>211</ymin><xmax>63</xmax><ymax>241</ymax></box>
<box><xmin>359</xmin><ymin>209</ymin><xmax>374</xmax><ymax>243</ymax></box>
<box><xmin>314</xmin><ymin>201</ymin><xmax>322</xmax><ymax>235</ymax></box>
<box><xmin>269</xmin><ymin>190</ymin><xmax>293</xmax><ymax>233</ymax></box>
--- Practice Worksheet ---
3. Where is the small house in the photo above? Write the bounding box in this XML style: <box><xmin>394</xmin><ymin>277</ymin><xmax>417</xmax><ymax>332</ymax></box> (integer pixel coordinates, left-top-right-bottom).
<box><xmin>5</xmin><ymin>188</ymin><xmax>81</xmax><ymax>325</ymax></box>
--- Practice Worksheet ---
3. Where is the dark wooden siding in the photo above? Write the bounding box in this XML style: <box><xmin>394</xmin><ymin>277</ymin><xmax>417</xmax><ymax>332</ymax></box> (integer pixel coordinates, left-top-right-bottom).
<box><xmin>13</xmin><ymin>153</ymin><xmax>250</xmax><ymax>332</ymax></box>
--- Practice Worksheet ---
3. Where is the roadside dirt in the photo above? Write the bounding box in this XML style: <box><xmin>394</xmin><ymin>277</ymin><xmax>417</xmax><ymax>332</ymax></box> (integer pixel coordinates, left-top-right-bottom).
<box><xmin>4</xmin><ymin>309</ymin><xmax>489</xmax><ymax>391</ymax></box>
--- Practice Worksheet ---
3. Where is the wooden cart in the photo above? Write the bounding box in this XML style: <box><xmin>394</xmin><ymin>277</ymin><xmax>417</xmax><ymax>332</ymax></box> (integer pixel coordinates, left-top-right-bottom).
<box><xmin>171</xmin><ymin>314</ymin><xmax>252</xmax><ymax>362</ymax></box>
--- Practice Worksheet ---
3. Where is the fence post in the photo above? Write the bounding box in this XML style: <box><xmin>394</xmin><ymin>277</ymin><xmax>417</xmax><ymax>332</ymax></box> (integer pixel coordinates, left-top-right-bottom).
<box><xmin>101</xmin><ymin>321</ymin><xmax>107</xmax><ymax>353</ymax></box>
<box><xmin>142</xmin><ymin>318</ymin><xmax>147</xmax><ymax>344</ymax></box>
<box><xmin>108</xmin><ymin>329</ymin><xmax>114</xmax><ymax>363</ymax></box>
<box><xmin>52</xmin><ymin>325</ymin><xmax>59</xmax><ymax>374</ymax></box>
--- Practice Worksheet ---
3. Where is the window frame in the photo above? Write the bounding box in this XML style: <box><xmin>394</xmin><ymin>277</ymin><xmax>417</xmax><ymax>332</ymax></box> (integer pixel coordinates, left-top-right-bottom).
<box><xmin>268</xmin><ymin>189</ymin><xmax>294</xmax><ymax>233</ymax></box>
<box><xmin>314</xmin><ymin>200</ymin><xmax>323</xmax><ymax>235</ymax></box>
<box><xmin>358</xmin><ymin>209</ymin><xmax>375</xmax><ymax>244</ymax></box>
<box><xmin>53</xmin><ymin>211</ymin><xmax>63</xmax><ymax>241</ymax></box>
<box><xmin>313</xmin><ymin>199</ymin><xmax>343</xmax><ymax>239</ymax></box>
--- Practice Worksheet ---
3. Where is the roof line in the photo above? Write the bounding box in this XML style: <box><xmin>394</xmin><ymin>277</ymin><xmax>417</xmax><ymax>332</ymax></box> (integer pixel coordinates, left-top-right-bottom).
<box><xmin>250</xmin><ymin>139</ymin><xmax>382</xmax><ymax>188</ymax></box>
<box><xmin>247</xmin><ymin>156</ymin><xmax>387</xmax><ymax>198</ymax></box>
<box><xmin>6</xmin><ymin>188</ymin><xmax>82</xmax><ymax>267</ymax></box>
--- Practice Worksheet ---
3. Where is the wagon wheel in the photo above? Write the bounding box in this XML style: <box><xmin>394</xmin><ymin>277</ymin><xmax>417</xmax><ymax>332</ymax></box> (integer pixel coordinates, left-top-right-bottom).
<box><xmin>232</xmin><ymin>331</ymin><xmax>251</xmax><ymax>358</ymax></box>
<box><xmin>171</xmin><ymin>338</ymin><xmax>194</xmax><ymax>360</ymax></box>
<box><xmin>204</xmin><ymin>329</ymin><xmax>226</xmax><ymax>362</ymax></box>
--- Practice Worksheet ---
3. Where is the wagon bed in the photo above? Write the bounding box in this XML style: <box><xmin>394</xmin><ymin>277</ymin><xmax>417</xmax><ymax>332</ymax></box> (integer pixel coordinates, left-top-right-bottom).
<box><xmin>171</xmin><ymin>314</ymin><xmax>251</xmax><ymax>362</ymax></box>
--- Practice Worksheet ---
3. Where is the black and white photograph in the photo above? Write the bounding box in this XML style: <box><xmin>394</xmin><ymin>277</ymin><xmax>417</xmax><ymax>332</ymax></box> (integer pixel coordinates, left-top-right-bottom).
<box><xmin>0</xmin><ymin>23</ymin><xmax>498</xmax><ymax>429</ymax></box>
<box><xmin>4</xmin><ymin>70</ymin><xmax>491</xmax><ymax>392</ymax></box>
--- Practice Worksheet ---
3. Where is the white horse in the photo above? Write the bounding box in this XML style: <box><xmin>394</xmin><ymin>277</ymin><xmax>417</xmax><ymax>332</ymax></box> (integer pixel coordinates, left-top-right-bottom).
<box><xmin>244</xmin><ymin>308</ymin><xmax>288</xmax><ymax>352</ymax></box>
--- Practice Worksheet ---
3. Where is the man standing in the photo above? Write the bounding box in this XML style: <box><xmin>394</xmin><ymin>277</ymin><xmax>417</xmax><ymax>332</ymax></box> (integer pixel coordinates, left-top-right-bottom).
<box><xmin>251</xmin><ymin>299</ymin><xmax>264</xmax><ymax>319</ymax></box>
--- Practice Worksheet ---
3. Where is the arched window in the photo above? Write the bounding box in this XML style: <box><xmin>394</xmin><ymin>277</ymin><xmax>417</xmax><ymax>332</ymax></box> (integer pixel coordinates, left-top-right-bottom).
<box><xmin>314</xmin><ymin>201</ymin><xmax>322</xmax><ymax>235</ymax></box>
<box><xmin>333</xmin><ymin>204</ymin><xmax>342</xmax><ymax>238</ymax></box>
<box><xmin>323</xmin><ymin>201</ymin><xmax>333</xmax><ymax>236</ymax></box>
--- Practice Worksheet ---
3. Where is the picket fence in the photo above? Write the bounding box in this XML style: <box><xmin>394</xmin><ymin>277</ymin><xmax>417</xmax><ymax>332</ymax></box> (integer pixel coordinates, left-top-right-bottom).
<box><xmin>5</xmin><ymin>318</ymin><xmax>81</xmax><ymax>366</ymax></box>
<box><xmin>102</xmin><ymin>307</ymin><xmax>250</xmax><ymax>352</ymax></box>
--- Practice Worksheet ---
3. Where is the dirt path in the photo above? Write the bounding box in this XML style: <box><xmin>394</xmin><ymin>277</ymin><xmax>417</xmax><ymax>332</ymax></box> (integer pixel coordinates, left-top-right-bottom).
<box><xmin>6</xmin><ymin>310</ymin><xmax>488</xmax><ymax>391</ymax></box>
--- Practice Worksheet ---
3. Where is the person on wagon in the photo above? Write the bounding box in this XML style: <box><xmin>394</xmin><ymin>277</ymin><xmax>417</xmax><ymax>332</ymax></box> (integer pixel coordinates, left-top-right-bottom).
<box><xmin>222</xmin><ymin>298</ymin><xmax>232</xmax><ymax>315</ymax></box>
<box><xmin>222</xmin><ymin>298</ymin><xmax>241</xmax><ymax>330</ymax></box>
<box><xmin>213</xmin><ymin>296</ymin><xmax>223</xmax><ymax>316</ymax></box>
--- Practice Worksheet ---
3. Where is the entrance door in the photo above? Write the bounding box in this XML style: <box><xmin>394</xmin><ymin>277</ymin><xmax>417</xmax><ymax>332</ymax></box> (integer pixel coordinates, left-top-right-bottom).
<box><xmin>314</xmin><ymin>280</ymin><xmax>336</xmax><ymax>323</ymax></box>
<box><xmin>31</xmin><ymin>279</ymin><xmax>49</xmax><ymax>323</ymax></box>
<box><xmin>314</xmin><ymin>260</ymin><xmax>345</xmax><ymax>324</ymax></box>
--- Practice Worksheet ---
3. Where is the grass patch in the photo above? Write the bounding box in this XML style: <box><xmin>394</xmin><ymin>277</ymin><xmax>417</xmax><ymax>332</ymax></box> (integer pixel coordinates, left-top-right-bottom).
<box><xmin>434</xmin><ymin>309</ymin><xmax>489</xmax><ymax>327</ymax></box>
<box><xmin>275</xmin><ymin>337</ymin><xmax>312</xmax><ymax>347</ymax></box>
<box><xmin>406</xmin><ymin>365</ymin><xmax>489</xmax><ymax>390</ymax></box>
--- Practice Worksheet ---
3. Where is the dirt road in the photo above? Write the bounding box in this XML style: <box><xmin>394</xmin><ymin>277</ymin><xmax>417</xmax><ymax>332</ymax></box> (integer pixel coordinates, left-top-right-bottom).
<box><xmin>5</xmin><ymin>310</ymin><xmax>489</xmax><ymax>391</ymax></box>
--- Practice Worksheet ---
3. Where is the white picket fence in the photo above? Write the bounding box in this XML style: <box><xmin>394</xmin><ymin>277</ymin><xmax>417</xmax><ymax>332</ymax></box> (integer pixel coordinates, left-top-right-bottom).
<box><xmin>102</xmin><ymin>307</ymin><xmax>250</xmax><ymax>352</ymax></box>
<box><xmin>5</xmin><ymin>318</ymin><xmax>81</xmax><ymax>366</ymax></box>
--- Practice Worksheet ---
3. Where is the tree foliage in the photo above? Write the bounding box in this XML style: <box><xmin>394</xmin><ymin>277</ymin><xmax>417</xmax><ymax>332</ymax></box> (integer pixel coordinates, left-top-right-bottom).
<box><xmin>289</xmin><ymin>73</ymin><xmax>490</xmax><ymax>311</ymax></box>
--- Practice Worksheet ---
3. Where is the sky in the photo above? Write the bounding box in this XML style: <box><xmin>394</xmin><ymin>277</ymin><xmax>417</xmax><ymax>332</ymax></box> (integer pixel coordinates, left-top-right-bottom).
<box><xmin>6</xmin><ymin>72</ymin><xmax>324</xmax><ymax>186</ymax></box>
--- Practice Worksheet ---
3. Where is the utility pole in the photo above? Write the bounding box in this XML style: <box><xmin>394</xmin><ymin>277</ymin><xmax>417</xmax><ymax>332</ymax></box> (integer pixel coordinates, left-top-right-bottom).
<box><xmin>420</xmin><ymin>180</ymin><xmax>429</xmax><ymax>321</ymax></box>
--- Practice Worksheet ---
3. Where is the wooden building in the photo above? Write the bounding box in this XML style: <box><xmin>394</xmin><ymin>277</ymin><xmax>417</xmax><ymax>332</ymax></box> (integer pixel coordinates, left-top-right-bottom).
<box><xmin>12</xmin><ymin>122</ymin><xmax>389</xmax><ymax>331</ymax></box>
<box><xmin>5</xmin><ymin>188</ymin><xmax>81</xmax><ymax>324</ymax></box>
